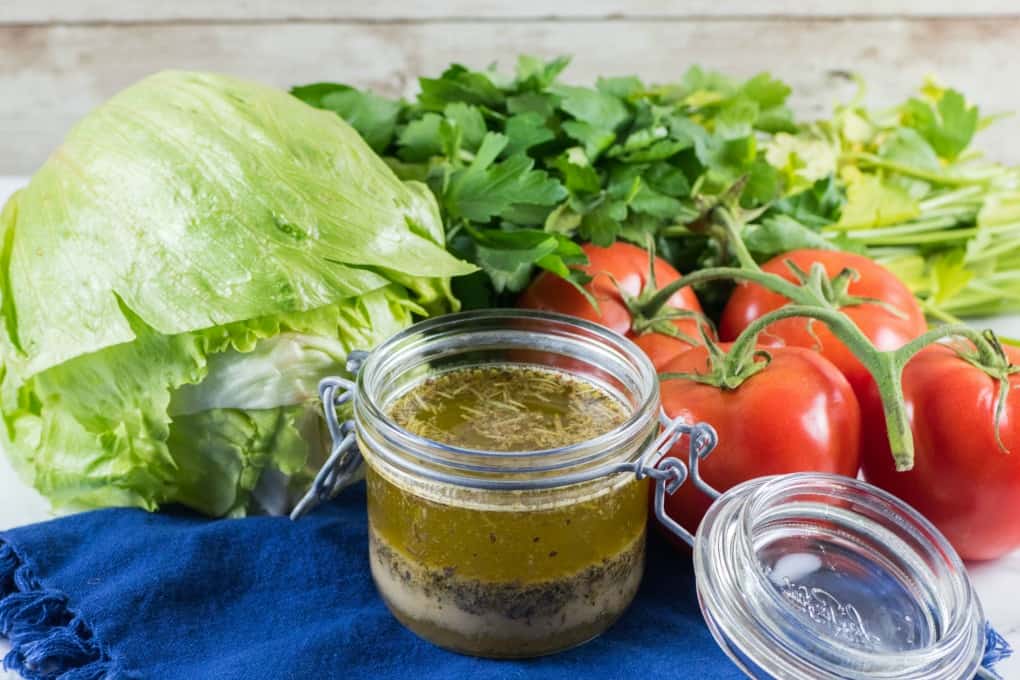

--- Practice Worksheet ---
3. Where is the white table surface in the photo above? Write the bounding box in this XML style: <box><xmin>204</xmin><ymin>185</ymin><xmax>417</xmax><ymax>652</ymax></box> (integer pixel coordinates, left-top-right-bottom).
<box><xmin>0</xmin><ymin>176</ymin><xmax>1017</xmax><ymax>677</ymax></box>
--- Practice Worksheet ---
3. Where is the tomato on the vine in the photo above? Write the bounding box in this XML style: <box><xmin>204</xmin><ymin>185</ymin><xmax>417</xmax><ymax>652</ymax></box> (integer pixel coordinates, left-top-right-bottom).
<box><xmin>656</xmin><ymin>342</ymin><xmax>861</xmax><ymax>537</ymax></box>
<box><xmin>719</xmin><ymin>249</ymin><xmax>927</xmax><ymax>400</ymax></box>
<box><xmin>860</xmin><ymin>343</ymin><xmax>1020</xmax><ymax>561</ymax></box>
<box><xmin>518</xmin><ymin>242</ymin><xmax>708</xmax><ymax>370</ymax></box>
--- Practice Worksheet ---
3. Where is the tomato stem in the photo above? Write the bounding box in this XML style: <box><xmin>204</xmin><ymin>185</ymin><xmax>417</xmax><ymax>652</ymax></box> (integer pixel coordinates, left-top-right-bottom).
<box><xmin>617</xmin><ymin>236</ymin><xmax>713</xmax><ymax>340</ymax></box>
<box><xmin>894</xmin><ymin>324</ymin><xmax>1001</xmax><ymax>367</ymax></box>
<box><xmin>895</xmin><ymin>326</ymin><xmax>1019</xmax><ymax>452</ymax></box>
<box><xmin>638</xmin><ymin>245</ymin><xmax>894</xmax><ymax>322</ymax></box>
<box><xmin>728</xmin><ymin>304</ymin><xmax>917</xmax><ymax>470</ymax></box>
<box><xmin>712</xmin><ymin>206</ymin><xmax>761</xmax><ymax>273</ymax></box>
<box><xmin>637</xmin><ymin>267</ymin><xmax>806</xmax><ymax>319</ymax></box>
<box><xmin>786</xmin><ymin>260</ymin><xmax>910</xmax><ymax>320</ymax></box>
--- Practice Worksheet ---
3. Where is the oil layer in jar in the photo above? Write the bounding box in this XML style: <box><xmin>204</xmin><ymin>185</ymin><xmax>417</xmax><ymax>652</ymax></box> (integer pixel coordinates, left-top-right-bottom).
<box><xmin>367</xmin><ymin>364</ymin><xmax>649</xmax><ymax>658</ymax></box>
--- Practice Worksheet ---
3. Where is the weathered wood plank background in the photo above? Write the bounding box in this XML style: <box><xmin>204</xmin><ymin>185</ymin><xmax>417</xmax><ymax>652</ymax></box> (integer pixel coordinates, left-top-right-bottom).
<box><xmin>2</xmin><ymin>1</ymin><xmax>1020</xmax><ymax>174</ymax></box>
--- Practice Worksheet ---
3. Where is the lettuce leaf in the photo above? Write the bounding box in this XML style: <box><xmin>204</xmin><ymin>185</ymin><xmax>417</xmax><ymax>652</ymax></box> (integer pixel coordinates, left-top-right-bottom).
<box><xmin>3</xmin><ymin>287</ymin><xmax>414</xmax><ymax>516</ymax></box>
<box><xmin>0</xmin><ymin>71</ymin><xmax>474</xmax><ymax>515</ymax></box>
<box><xmin>0</xmin><ymin>71</ymin><xmax>473</xmax><ymax>392</ymax></box>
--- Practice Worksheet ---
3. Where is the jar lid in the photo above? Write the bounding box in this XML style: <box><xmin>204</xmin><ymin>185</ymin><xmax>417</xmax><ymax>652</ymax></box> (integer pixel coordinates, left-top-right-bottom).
<box><xmin>692</xmin><ymin>473</ymin><xmax>987</xmax><ymax>679</ymax></box>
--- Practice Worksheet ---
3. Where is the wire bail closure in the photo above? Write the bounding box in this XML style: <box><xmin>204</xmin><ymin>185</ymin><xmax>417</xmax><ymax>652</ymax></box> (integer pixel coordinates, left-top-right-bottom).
<box><xmin>291</xmin><ymin>350</ymin><xmax>721</xmax><ymax>527</ymax></box>
<box><xmin>647</xmin><ymin>411</ymin><xmax>720</xmax><ymax>546</ymax></box>
<box><xmin>289</xmin><ymin>350</ymin><xmax>370</xmax><ymax>521</ymax></box>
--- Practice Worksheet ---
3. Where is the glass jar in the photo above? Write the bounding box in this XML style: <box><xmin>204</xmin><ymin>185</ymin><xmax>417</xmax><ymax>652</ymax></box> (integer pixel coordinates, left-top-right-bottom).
<box><xmin>693</xmin><ymin>472</ymin><xmax>987</xmax><ymax>679</ymax></box>
<box><xmin>352</xmin><ymin>310</ymin><xmax>660</xmax><ymax>658</ymax></box>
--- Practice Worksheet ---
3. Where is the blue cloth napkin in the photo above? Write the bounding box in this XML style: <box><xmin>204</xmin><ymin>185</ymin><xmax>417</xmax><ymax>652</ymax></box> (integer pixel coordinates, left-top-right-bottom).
<box><xmin>1</xmin><ymin>483</ymin><xmax>742</xmax><ymax>680</ymax></box>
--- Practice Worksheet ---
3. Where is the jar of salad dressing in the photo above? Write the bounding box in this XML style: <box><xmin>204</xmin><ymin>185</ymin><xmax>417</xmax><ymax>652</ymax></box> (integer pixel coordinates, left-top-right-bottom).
<box><xmin>352</xmin><ymin>311</ymin><xmax>661</xmax><ymax>657</ymax></box>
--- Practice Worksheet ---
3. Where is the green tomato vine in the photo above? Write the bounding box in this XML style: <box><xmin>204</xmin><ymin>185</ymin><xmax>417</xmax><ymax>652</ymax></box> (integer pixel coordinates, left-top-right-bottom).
<box><xmin>646</xmin><ymin>202</ymin><xmax>1017</xmax><ymax>471</ymax></box>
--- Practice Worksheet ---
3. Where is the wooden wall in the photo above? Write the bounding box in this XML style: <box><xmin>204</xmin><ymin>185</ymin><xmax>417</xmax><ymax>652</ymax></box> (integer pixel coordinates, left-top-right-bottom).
<box><xmin>3</xmin><ymin>2</ymin><xmax>1020</xmax><ymax>174</ymax></box>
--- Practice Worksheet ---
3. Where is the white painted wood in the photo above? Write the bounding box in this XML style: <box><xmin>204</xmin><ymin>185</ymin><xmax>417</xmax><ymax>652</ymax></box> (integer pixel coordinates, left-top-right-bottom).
<box><xmin>2</xmin><ymin>18</ymin><xmax>1020</xmax><ymax>174</ymax></box>
<box><xmin>0</xmin><ymin>450</ymin><xmax>52</xmax><ymax>533</ymax></box>
<box><xmin>3</xmin><ymin>1</ymin><xmax>1020</xmax><ymax>24</ymax></box>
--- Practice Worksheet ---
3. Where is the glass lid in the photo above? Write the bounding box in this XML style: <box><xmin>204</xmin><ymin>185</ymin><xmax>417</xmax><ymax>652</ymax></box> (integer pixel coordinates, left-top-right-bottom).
<box><xmin>692</xmin><ymin>473</ymin><xmax>987</xmax><ymax>679</ymax></box>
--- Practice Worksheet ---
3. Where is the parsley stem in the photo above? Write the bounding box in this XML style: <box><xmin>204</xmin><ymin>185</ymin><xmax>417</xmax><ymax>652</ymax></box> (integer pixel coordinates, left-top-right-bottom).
<box><xmin>919</xmin><ymin>300</ymin><xmax>962</xmax><ymax>325</ymax></box>
<box><xmin>834</xmin><ymin>216</ymin><xmax>964</xmax><ymax>238</ymax></box>
<box><xmin>919</xmin><ymin>185</ymin><xmax>985</xmax><ymax>210</ymax></box>
<box><xmin>840</xmin><ymin>152</ymin><xmax>993</xmax><ymax>187</ymax></box>
<box><xmin>659</xmin><ymin>225</ymin><xmax>695</xmax><ymax>239</ymax></box>
<box><xmin>845</xmin><ymin>228</ymin><xmax>980</xmax><ymax>246</ymax></box>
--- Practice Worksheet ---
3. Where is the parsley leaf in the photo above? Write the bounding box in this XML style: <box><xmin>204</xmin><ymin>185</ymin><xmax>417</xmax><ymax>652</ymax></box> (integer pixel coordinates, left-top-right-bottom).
<box><xmin>290</xmin><ymin>83</ymin><xmax>401</xmax><ymax>152</ymax></box>
<box><xmin>836</xmin><ymin>170</ymin><xmax>920</xmax><ymax>229</ymax></box>
<box><xmin>516</xmin><ymin>55</ymin><xmax>571</xmax><ymax>91</ymax></box>
<box><xmin>579</xmin><ymin>200</ymin><xmax>626</xmax><ymax>246</ymax></box>
<box><xmin>562</xmin><ymin>121</ymin><xmax>617</xmax><ymax>159</ymax></box>
<box><xmin>418</xmin><ymin>65</ymin><xmax>504</xmax><ymax>111</ymax></box>
<box><xmin>444</xmin><ymin>133</ymin><xmax>565</xmax><ymax>223</ymax></box>
<box><xmin>901</xmin><ymin>88</ymin><xmax>978</xmax><ymax>160</ymax></box>
<box><xmin>507</xmin><ymin>92</ymin><xmax>557</xmax><ymax>117</ymax></box>
<box><xmin>744</xmin><ymin>215</ymin><xmax>837</xmax><ymax>260</ymax></box>
<box><xmin>444</xmin><ymin>103</ymin><xmax>487</xmax><ymax>152</ymax></box>
<box><xmin>740</xmin><ymin>73</ymin><xmax>791</xmax><ymax>110</ymax></box>
<box><xmin>552</xmin><ymin>84</ymin><xmax>630</xmax><ymax>130</ymax></box>
<box><xmin>397</xmin><ymin>113</ymin><xmax>444</xmax><ymax>161</ymax></box>
<box><xmin>715</xmin><ymin>96</ymin><xmax>759</xmax><ymax>140</ymax></box>
<box><xmin>551</xmin><ymin>148</ymin><xmax>601</xmax><ymax>195</ymax></box>
<box><xmin>467</xmin><ymin>227</ymin><xmax>585</xmax><ymax>293</ymax></box>
<box><xmin>504</xmin><ymin>113</ymin><xmax>555</xmax><ymax>156</ymax></box>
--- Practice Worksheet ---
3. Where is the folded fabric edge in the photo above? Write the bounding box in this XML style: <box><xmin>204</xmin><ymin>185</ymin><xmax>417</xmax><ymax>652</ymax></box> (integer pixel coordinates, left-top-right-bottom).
<box><xmin>0</xmin><ymin>540</ymin><xmax>122</xmax><ymax>680</ymax></box>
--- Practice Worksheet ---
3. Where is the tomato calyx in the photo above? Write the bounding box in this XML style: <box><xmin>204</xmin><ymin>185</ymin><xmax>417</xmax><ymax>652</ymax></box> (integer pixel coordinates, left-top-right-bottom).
<box><xmin>660</xmin><ymin>325</ymin><xmax>772</xmax><ymax>391</ymax></box>
<box><xmin>888</xmin><ymin>324</ymin><xmax>1020</xmax><ymax>463</ymax></box>
<box><xmin>616</xmin><ymin>238</ymin><xmax>709</xmax><ymax>344</ymax></box>
<box><xmin>945</xmin><ymin>329</ymin><xmax>1020</xmax><ymax>452</ymax></box>
<box><xmin>634</xmin><ymin>200</ymin><xmax>774</xmax><ymax>319</ymax></box>
<box><xmin>782</xmin><ymin>259</ymin><xmax>909</xmax><ymax>320</ymax></box>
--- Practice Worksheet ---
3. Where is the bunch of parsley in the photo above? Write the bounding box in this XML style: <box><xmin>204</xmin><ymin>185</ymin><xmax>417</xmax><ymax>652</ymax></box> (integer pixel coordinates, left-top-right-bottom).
<box><xmin>294</xmin><ymin>57</ymin><xmax>1020</xmax><ymax>319</ymax></box>
<box><xmin>293</xmin><ymin>56</ymin><xmax>799</xmax><ymax>308</ymax></box>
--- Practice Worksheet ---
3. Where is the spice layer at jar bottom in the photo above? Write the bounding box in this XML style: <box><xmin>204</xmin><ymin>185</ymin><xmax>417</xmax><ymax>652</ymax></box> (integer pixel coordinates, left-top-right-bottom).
<box><xmin>365</xmin><ymin>467</ymin><xmax>649</xmax><ymax>658</ymax></box>
<box><xmin>369</xmin><ymin>528</ymin><xmax>645</xmax><ymax>657</ymax></box>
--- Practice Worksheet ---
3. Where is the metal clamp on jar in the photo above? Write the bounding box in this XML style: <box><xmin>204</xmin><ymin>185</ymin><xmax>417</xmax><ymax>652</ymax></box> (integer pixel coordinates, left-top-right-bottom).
<box><xmin>293</xmin><ymin>310</ymin><xmax>1006</xmax><ymax>678</ymax></box>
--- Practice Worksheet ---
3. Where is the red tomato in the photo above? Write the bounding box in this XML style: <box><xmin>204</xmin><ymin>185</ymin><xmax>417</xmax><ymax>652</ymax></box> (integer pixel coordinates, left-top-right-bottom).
<box><xmin>860</xmin><ymin>344</ymin><xmax>1020</xmax><ymax>561</ymax></box>
<box><xmin>656</xmin><ymin>344</ymin><xmax>861</xmax><ymax>536</ymax></box>
<box><xmin>719</xmin><ymin>249</ymin><xmax>926</xmax><ymax>401</ymax></box>
<box><xmin>518</xmin><ymin>242</ymin><xmax>706</xmax><ymax>370</ymax></box>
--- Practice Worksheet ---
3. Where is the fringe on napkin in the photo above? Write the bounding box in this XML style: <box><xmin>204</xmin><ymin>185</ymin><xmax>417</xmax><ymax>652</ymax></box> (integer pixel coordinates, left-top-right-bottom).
<box><xmin>0</xmin><ymin>541</ymin><xmax>123</xmax><ymax>680</ymax></box>
<box><xmin>981</xmin><ymin>621</ymin><xmax>1013</xmax><ymax>679</ymax></box>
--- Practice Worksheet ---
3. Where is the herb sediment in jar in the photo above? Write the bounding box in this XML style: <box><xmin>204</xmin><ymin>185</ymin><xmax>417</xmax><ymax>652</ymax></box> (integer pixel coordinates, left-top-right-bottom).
<box><xmin>366</xmin><ymin>364</ymin><xmax>649</xmax><ymax>657</ymax></box>
<box><xmin>386</xmin><ymin>365</ymin><xmax>629</xmax><ymax>451</ymax></box>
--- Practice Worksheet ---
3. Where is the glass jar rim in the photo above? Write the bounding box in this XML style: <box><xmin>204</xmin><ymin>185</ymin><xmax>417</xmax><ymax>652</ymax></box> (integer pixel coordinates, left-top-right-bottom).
<box><xmin>694</xmin><ymin>472</ymin><xmax>986</xmax><ymax>679</ymax></box>
<box><xmin>354</xmin><ymin>309</ymin><xmax>660</xmax><ymax>490</ymax></box>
